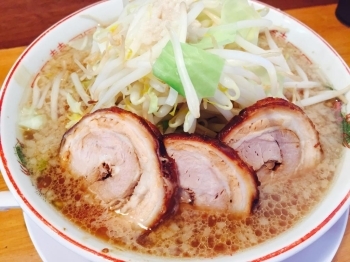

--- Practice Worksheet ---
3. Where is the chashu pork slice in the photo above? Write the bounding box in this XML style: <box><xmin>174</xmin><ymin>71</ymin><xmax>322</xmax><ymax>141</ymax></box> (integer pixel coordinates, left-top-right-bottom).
<box><xmin>59</xmin><ymin>107</ymin><xmax>178</xmax><ymax>230</ymax></box>
<box><xmin>218</xmin><ymin>97</ymin><xmax>323</xmax><ymax>181</ymax></box>
<box><xmin>164</xmin><ymin>133</ymin><xmax>259</xmax><ymax>218</ymax></box>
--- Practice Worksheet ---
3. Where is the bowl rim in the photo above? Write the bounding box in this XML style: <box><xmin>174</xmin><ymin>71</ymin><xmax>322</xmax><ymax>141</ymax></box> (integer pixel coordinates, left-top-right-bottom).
<box><xmin>1</xmin><ymin>0</ymin><xmax>350</xmax><ymax>261</ymax></box>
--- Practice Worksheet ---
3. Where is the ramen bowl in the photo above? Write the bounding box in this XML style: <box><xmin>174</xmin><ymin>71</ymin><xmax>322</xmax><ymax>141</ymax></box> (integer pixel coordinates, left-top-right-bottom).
<box><xmin>1</xmin><ymin>0</ymin><xmax>350</xmax><ymax>261</ymax></box>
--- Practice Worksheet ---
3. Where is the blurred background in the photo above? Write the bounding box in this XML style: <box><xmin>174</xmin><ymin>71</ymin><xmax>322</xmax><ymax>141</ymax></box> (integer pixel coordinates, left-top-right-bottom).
<box><xmin>0</xmin><ymin>0</ymin><xmax>338</xmax><ymax>49</ymax></box>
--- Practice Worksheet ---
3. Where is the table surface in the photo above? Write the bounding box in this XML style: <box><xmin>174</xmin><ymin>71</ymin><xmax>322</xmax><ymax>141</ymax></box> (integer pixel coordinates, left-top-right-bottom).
<box><xmin>0</xmin><ymin>3</ymin><xmax>350</xmax><ymax>262</ymax></box>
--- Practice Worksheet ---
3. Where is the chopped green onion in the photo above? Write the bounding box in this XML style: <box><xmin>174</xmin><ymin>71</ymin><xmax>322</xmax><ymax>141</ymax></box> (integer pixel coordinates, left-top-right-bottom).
<box><xmin>343</xmin><ymin>114</ymin><xmax>350</xmax><ymax>148</ymax></box>
<box><xmin>15</xmin><ymin>143</ymin><xmax>27</xmax><ymax>166</ymax></box>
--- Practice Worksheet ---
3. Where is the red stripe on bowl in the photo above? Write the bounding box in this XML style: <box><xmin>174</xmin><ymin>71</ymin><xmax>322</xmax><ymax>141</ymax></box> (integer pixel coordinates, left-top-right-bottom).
<box><xmin>1</xmin><ymin>1</ymin><xmax>349</xmax><ymax>262</ymax></box>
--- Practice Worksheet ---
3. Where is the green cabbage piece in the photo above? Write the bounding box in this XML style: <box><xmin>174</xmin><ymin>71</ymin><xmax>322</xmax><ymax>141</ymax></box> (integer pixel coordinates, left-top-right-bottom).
<box><xmin>221</xmin><ymin>0</ymin><xmax>261</xmax><ymax>45</ymax></box>
<box><xmin>152</xmin><ymin>41</ymin><xmax>224</xmax><ymax>98</ymax></box>
<box><xmin>192</xmin><ymin>27</ymin><xmax>237</xmax><ymax>50</ymax></box>
<box><xmin>18</xmin><ymin>107</ymin><xmax>46</xmax><ymax>130</ymax></box>
<box><xmin>194</xmin><ymin>0</ymin><xmax>261</xmax><ymax>49</ymax></box>
<box><xmin>148</xmin><ymin>91</ymin><xmax>159</xmax><ymax>114</ymax></box>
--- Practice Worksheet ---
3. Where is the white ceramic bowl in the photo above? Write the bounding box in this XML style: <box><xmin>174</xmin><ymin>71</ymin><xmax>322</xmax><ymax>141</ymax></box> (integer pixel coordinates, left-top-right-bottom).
<box><xmin>1</xmin><ymin>1</ymin><xmax>350</xmax><ymax>261</ymax></box>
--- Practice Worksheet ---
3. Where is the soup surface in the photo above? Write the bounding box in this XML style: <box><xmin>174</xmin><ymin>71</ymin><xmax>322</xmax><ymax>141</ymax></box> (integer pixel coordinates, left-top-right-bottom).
<box><xmin>17</xmin><ymin>31</ymin><xmax>345</xmax><ymax>258</ymax></box>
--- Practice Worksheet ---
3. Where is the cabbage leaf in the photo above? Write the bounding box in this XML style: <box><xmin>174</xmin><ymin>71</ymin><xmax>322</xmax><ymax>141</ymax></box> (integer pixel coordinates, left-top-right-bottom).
<box><xmin>152</xmin><ymin>41</ymin><xmax>224</xmax><ymax>98</ymax></box>
<box><xmin>192</xmin><ymin>27</ymin><xmax>237</xmax><ymax>50</ymax></box>
<box><xmin>221</xmin><ymin>0</ymin><xmax>261</xmax><ymax>45</ymax></box>
<box><xmin>18</xmin><ymin>107</ymin><xmax>46</xmax><ymax>130</ymax></box>
<box><xmin>193</xmin><ymin>0</ymin><xmax>261</xmax><ymax>49</ymax></box>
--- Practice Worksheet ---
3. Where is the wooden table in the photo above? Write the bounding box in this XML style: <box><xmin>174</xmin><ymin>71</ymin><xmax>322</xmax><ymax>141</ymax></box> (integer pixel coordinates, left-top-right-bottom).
<box><xmin>0</xmin><ymin>3</ymin><xmax>349</xmax><ymax>262</ymax></box>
